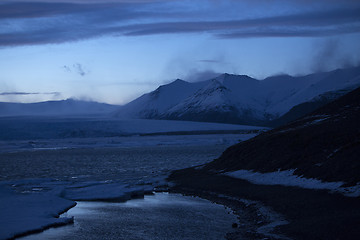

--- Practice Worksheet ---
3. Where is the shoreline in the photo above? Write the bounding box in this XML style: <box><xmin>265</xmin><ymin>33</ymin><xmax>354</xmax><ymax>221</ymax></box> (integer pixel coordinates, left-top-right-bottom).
<box><xmin>14</xmin><ymin>190</ymin><xmax>250</xmax><ymax>240</ymax></box>
<box><xmin>168</xmin><ymin>168</ymin><xmax>360</xmax><ymax>240</ymax></box>
<box><xmin>6</xmin><ymin>168</ymin><xmax>360</xmax><ymax>240</ymax></box>
<box><xmin>9</xmin><ymin>188</ymin><xmax>286</xmax><ymax>240</ymax></box>
<box><xmin>15</xmin><ymin>192</ymin><xmax>238</xmax><ymax>240</ymax></box>
<box><xmin>165</xmin><ymin>188</ymin><xmax>289</xmax><ymax>239</ymax></box>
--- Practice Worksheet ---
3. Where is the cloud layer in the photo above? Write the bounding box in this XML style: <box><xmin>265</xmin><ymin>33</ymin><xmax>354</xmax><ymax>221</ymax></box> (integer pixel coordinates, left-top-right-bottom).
<box><xmin>0</xmin><ymin>0</ymin><xmax>360</xmax><ymax>47</ymax></box>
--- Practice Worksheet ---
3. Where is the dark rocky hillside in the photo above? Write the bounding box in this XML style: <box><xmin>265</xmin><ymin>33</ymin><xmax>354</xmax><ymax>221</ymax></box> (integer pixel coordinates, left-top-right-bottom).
<box><xmin>205</xmin><ymin>86</ymin><xmax>360</xmax><ymax>185</ymax></box>
<box><xmin>169</xmin><ymin>87</ymin><xmax>360</xmax><ymax>240</ymax></box>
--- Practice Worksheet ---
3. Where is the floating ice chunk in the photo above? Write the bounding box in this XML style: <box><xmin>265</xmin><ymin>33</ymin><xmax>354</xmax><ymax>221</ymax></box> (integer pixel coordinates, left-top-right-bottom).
<box><xmin>0</xmin><ymin>178</ymin><xmax>156</xmax><ymax>239</ymax></box>
<box><xmin>0</xmin><ymin>184</ymin><xmax>75</xmax><ymax>240</ymax></box>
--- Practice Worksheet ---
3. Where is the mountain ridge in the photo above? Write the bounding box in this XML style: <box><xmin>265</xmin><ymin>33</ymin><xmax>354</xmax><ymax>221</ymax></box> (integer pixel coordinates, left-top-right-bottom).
<box><xmin>116</xmin><ymin>66</ymin><xmax>360</xmax><ymax>126</ymax></box>
<box><xmin>0</xmin><ymin>98</ymin><xmax>119</xmax><ymax>117</ymax></box>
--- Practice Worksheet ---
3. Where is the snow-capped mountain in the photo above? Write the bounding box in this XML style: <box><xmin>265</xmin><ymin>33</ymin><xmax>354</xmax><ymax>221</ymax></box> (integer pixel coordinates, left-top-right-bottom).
<box><xmin>115</xmin><ymin>79</ymin><xmax>208</xmax><ymax>118</ymax></box>
<box><xmin>116</xmin><ymin>66</ymin><xmax>360</xmax><ymax>126</ymax></box>
<box><xmin>0</xmin><ymin>99</ymin><xmax>119</xmax><ymax>117</ymax></box>
<box><xmin>165</xmin><ymin>75</ymin><xmax>266</xmax><ymax>125</ymax></box>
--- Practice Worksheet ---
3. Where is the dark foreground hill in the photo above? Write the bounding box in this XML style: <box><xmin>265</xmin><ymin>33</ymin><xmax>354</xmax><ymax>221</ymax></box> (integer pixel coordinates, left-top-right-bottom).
<box><xmin>169</xmin><ymin>87</ymin><xmax>360</xmax><ymax>239</ymax></box>
<box><xmin>206</xmin><ymin>86</ymin><xmax>360</xmax><ymax>185</ymax></box>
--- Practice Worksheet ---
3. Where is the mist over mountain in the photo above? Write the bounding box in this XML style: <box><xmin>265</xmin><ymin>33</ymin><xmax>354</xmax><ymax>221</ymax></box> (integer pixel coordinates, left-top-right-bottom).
<box><xmin>116</xmin><ymin>66</ymin><xmax>360</xmax><ymax>126</ymax></box>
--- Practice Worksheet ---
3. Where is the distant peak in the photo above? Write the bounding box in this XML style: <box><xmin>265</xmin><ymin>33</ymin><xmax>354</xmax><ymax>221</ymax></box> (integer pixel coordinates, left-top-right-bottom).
<box><xmin>152</xmin><ymin>79</ymin><xmax>188</xmax><ymax>94</ymax></box>
<box><xmin>267</xmin><ymin>73</ymin><xmax>292</xmax><ymax>79</ymax></box>
<box><xmin>159</xmin><ymin>79</ymin><xmax>187</xmax><ymax>88</ymax></box>
<box><xmin>173</xmin><ymin>79</ymin><xmax>188</xmax><ymax>84</ymax></box>
<box><xmin>217</xmin><ymin>73</ymin><xmax>231</xmax><ymax>79</ymax></box>
<box><xmin>221</xmin><ymin>73</ymin><xmax>239</xmax><ymax>77</ymax></box>
<box><xmin>214</xmin><ymin>73</ymin><xmax>253</xmax><ymax>84</ymax></box>
<box><xmin>201</xmin><ymin>79</ymin><xmax>229</xmax><ymax>93</ymax></box>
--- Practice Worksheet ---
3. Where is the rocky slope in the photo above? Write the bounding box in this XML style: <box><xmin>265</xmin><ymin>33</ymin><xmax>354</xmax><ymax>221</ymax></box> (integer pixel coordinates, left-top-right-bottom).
<box><xmin>169</xmin><ymin>86</ymin><xmax>360</xmax><ymax>240</ymax></box>
<box><xmin>206</xmin><ymin>86</ymin><xmax>360</xmax><ymax>186</ymax></box>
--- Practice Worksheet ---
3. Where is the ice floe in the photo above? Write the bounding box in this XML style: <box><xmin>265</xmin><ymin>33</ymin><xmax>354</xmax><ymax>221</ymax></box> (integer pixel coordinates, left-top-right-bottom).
<box><xmin>0</xmin><ymin>184</ymin><xmax>75</xmax><ymax>240</ymax></box>
<box><xmin>0</xmin><ymin>179</ymin><xmax>156</xmax><ymax>240</ymax></box>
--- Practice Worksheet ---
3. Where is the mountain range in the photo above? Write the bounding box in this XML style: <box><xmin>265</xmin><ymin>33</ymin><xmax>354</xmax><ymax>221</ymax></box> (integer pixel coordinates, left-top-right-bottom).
<box><xmin>0</xmin><ymin>99</ymin><xmax>118</xmax><ymax>117</ymax></box>
<box><xmin>1</xmin><ymin>66</ymin><xmax>360</xmax><ymax>126</ymax></box>
<box><xmin>116</xmin><ymin>66</ymin><xmax>360</xmax><ymax>126</ymax></box>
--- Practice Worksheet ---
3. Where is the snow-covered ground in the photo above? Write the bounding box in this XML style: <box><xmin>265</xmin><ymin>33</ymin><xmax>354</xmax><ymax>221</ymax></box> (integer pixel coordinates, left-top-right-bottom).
<box><xmin>224</xmin><ymin>169</ymin><xmax>360</xmax><ymax>197</ymax></box>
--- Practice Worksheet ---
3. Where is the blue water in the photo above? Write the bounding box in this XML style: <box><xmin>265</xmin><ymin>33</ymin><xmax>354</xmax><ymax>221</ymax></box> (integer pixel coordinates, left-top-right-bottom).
<box><xmin>20</xmin><ymin>193</ymin><xmax>238</xmax><ymax>240</ymax></box>
<box><xmin>0</xmin><ymin>136</ymin><xmax>253</xmax><ymax>239</ymax></box>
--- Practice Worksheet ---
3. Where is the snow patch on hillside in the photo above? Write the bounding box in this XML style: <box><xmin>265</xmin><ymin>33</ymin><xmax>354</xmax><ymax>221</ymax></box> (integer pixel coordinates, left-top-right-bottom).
<box><xmin>224</xmin><ymin>169</ymin><xmax>360</xmax><ymax>197</ymax></box>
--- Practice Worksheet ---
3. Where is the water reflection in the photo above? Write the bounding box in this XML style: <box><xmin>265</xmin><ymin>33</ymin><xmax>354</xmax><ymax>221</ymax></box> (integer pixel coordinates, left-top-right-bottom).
<box><xmin>20</xmin><ymin>193</ymin><xmax>237</xmax><ymax>240</ymax></box>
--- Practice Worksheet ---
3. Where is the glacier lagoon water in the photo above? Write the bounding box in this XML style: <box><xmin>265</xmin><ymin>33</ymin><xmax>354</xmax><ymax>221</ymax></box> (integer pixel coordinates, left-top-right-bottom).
<box><xmin>0</xmin><ymin>135</ymin><xmax>251</xmax><ymax>239</ymax></box>
<box><xmin>19</xmin><ymin>193</ymin><xmax>238</xmax><ymax>240</ymax></box>
<box><xmin>0</xmin><ymin>143</ymin><xmax>233</xmax><ymax>183</ymax></box>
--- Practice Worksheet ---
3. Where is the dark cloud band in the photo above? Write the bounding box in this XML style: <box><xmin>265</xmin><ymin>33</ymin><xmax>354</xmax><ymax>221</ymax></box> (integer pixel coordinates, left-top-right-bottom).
<box><xmin>0</xmin><ymin>1</ymin><xmax>359</xmax><ymax>47</ymax></box>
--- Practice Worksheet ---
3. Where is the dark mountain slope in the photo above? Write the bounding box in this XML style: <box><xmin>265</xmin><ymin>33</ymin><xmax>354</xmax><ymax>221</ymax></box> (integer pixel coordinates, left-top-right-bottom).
<box><xmin>205</xmin><ymin>86</ymin><xmax>360</xmax><ymax>185</ymax></box>
<box><xmin>169</xmin><ymin>87</ymin><xmax>360</xmax><ymax>240</ymax></box>
<box><xmin>268</xmin><ymin>88</ymin><xmax>350</xmax><ymax>127</ymax></box>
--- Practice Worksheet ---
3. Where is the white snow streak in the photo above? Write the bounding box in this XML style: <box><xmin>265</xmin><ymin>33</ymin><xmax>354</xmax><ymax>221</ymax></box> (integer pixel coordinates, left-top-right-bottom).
<box><xmin>225</xmin><ymin>169</ymin><xmax>360</xmax><ymax>197</ymax></box>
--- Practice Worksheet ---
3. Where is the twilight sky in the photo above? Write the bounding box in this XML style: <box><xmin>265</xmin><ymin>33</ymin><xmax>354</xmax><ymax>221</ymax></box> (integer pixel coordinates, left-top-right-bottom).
<box><xmin>0</xmin><ymin>0</ymin><xmax>360</xmax><ymax>104</ymax></box>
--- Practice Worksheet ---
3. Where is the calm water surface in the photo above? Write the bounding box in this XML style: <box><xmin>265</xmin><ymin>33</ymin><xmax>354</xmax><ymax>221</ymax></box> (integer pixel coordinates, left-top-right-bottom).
<box><xmin>20</xmin><ymin>193</ymin><xmax>238</xmax><ymax>240</ymax></box>
<box><xmin>0</xmin><ymin>144</ymin><xmax>230</xmax><ymax>183</ymax></box>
